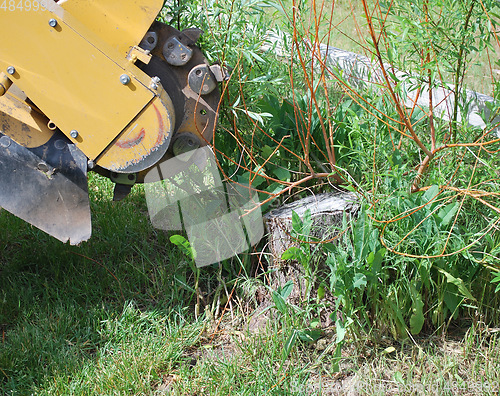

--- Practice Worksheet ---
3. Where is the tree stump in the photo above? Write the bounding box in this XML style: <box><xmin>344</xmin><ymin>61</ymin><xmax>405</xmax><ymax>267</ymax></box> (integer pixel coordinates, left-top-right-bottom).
<box><xmin>247</xmin><ymin>191</ymin><xmax>359</xmax><ymax>333</ymax></box>
<box><xmin>263</xmin><ymin>191</ymin><xmax>359</xmax><ymax>265</ymax></box>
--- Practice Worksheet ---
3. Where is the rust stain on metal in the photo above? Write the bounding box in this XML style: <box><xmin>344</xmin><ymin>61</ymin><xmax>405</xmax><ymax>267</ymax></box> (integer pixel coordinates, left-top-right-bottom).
<box><xmin>153</xmin><ymin>103</ymin><xmax>165</xmax><ymax>147</ymax></box>
<box><xmin>115</xmin><ymin>127</ymin><xmax>146</xmax><ymax>148</ymax></box>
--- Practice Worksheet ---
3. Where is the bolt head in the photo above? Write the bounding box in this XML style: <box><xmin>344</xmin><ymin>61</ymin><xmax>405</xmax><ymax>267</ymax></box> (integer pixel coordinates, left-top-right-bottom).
<box><xmin>87</xmin><ymin>160</ymin><xmax>95</xmax><ymax>170</ymax></box>
<box><xmin>48</xmin><ymin>18</ymin><xmax>57</xmax><ymax>27</ymax></box>
<box><xmin>37</xmin><ymin>162</ymin><xmax>49</xmax><ymax>172</ymax></box>
<box><xmin>120</xmin><ymin>74</ymin><xmax>131</xmax><ymax>85</ymax></box>
<box><xmin>0</xmin><ymin>135</ymin><xmax>11</xmax><ymax>148</ymax></box>
<box><xmin>150</xmin><ymin>76</ymin><xmax>161</xmax><ymax>90</ymax></box>
<box><xmin>70</xmin><ymin>130</ymin><xmax>79</xmax><ymax>139</ymax></box>
<box><xmin>54</xmin><ymin>139</ymin><xmax>66</xmax><ymax>150</ymax></box>
<box><xmin>6</xmin><ymin>66</ymin><xmax>15</xmax><ymax>75</ymax></box>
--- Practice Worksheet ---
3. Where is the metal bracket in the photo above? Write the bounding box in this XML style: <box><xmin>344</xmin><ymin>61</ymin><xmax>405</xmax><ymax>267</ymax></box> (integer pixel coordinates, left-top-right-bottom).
<box><xmin>126</xmin><ymin>46</ymin><xmax>152</xmax><ymax>64</ymax></box>
<box><xmin>163</xmin><ymin>36</ymin><xmax>193</xmax><ymax>66</ymax></box>
<box><xmin>110</xmin><ymin>172</ymin><xmax>137</xmax><ymax>186</ymax></box>
<box><xmin>188</xmin><ymin>64</ymin><xmax>217</xmax><ymax>95</ymax></box>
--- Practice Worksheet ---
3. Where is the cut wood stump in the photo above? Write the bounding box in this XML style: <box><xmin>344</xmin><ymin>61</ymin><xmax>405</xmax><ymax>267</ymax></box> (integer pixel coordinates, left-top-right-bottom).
<box><xmin>263</xmin><ymin>190</ymin><xmax>359</xmax><ymax>265</ymax></box>
<box><xmin>246</xmin><ymin>191</ymin><xmax>359</xmax><ymax>332</ymax></box>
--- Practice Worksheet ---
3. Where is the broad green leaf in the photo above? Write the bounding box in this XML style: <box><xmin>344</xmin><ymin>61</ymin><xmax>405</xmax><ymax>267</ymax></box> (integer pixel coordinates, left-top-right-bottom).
<box><xmin>387</xmin><ymin>46</ymin><xmax>395</xmax><ymax>63</ymax></box>
<box><xmin>170</xmin><ymin>235</ymin><xmax>195</xmax><ymax>260</ymax></box>
<box><xmin>436</xmin><ymin>267</ymin><xmax>476</xmax><ymax>301</ymax></box>
<box><xmin>281</xmin><ymin>246</ymin><xmax>301</xmax><ymax>261</ymax></box>
<box><xmin>261</xmin><ymin>145</ymin><xmax>274</xmax><ymax>159</ymax></box>
<box><xmin>386</xmin><ymin>294</ymin><xmax>408</xmax><ymax>337</ymax></box>
<box><xmin>301</xmin><ymin>209</ymin><xmax>313</xmax><ymax>237</ymax></box>
<box><xmin>279</xmin><ymin>280</ymin><xmax>294</xmax><ymax>300</ymax></box>
<box><xmin>298</xmin><ymin>329</ymin><xmax>322</xmax><ymax>342</ymax></box>
<box><xmin>291</xmin><ymin>211</ymin><xmax>303</xmax><ymax>235</ymax></box>
<box><xmin>283</xmin><ymin>330</ymin><xmax>298</xmax><ymax>359</ymax></box>
<box><xmin>444</xmin><ymin>288</ymin><xmax>460</xmax><ymax>317</ymax></box>
<box><xmin>491</xmin><ymin>273</ymin><xmax>500</xmax><ymax>282</ymax></box>
<box><xmin>437</xmin><ymin>201</ymin><xmax>460</xmax><ymax>227</ymax></box>
<box><xmin>353</xmin><ymin>206</ymin><xmax>369</xmax><ymax>260</ymax></box>
<box><xmin>317</xmin><ymin>285</ymin><xmax>326</xmax><ymax>300</ymax></box>
<box><xmin>492</xmin><ymin>273</ymin><xmax>500</xmax><ymax>293</ymax></box>
<box><xmin>265</xmin><ymin>182</ymin><xmax>284</xmax><ymax>195</ymax></box>
<box><xmin>310</xmin><ymin>318</ymin><xmax>320</xmax><ymax>328</ymax></box>
<box><xmin>394</xmin><ymin>371</ymin><xmax>404</xmax><ymax>384</ymax></box>
<box><xmin>272</xmin><ymin>291</ymin><xmax>288</xmax><ymax>314</ymax></box>
<box><xmin>422</xmin><ymin>185</ymin><xmax>439</xmax><ymax>204</ymax></box>
<box><xmin>322</xmin><ymin>242</ymin><xmax>336</xmax><ymax>253</ymax></box>
<box><xmin>272</xmin><ymin>167</ymin><xmax>291</xmax><ymax>181</ymax></box>
<box><xmin>335</xmin><ymin>317</ymin><xmax>352</xmax><ymax>344</ymax></box>
<box><xmin>367</xmin><ymin>248</ymin><xmax>386</xmax><ymax>275</ymax></box>
<box><xmin>409</xmin><ymin>284</ymin><xmax>424</xmax><ymax>335</ymax></box>
<box><xmin>352</xmin><ymin>273</ymin><xmax>367</xmax><ymax>290</ymax></box>
<box><xmin>331</xmin><ymin>344</ymin><xmax>342</xmax><ymax>372</ymax></box>
<box><xmin>336</xmin><ymin>320</ymin><xmax>346</xmax><ymax>344</ymax></box>
<box><xmin>383</xmin><ymin>346</ymin><xmax>396</xmax><ymax>354</ymax></box>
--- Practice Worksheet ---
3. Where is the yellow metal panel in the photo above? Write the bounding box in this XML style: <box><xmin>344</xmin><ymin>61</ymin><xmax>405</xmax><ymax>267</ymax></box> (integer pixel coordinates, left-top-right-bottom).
<box><xmin>58</xmin><ymin>0</ymin><xmax>164</xmax><ymax>56</ymax></box>
<box><xmin>97</xmin><ymin>91</ymin><xmax>174</xmax><ymax>172</ymax></box>
<box><xmin>0</xmin><ymin>2</ymin><xmax>154</xmax><ymax>160</ymax></box>
<box><xmin>0</xmin><ymin>92</ymin><xmax>54</xmax><ymax>148</ymax></box>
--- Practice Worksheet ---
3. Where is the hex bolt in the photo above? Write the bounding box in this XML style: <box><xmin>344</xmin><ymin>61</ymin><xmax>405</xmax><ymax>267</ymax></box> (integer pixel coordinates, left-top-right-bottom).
<box><xmin>150</xmin><ymin>76</ymin><xmax>160</xmax><ymax>89</ymax></box>
<box><xmin>70</xmin><ymin>130</ymin><xmax>79</xmax><ymax>139</ymax></box>
<box><xmin>6</xmin><ymin>66</ymin><xmax>15</xmax><ymax>75</ymax></box>
<box><xmin>87</xmin><ymin>160</ymin><xmax>95</xmax><ymax>170</ymax></box>
<box><xmin>120</xmin><ymin>74</ymin><xmax>131</xmax><ymax>85</ymax></box>
<box><xmin>48</xmin><ymin>18</ymin><xmax>57</xmax><ymax>27</ymax></box>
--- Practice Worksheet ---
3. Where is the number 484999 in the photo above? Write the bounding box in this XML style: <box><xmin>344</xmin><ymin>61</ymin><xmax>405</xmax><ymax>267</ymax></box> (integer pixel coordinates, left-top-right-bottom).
<box><xmin>1</xmin><ymin>0</ymin><xmax>55</xmax><ymax>11</ymax></box>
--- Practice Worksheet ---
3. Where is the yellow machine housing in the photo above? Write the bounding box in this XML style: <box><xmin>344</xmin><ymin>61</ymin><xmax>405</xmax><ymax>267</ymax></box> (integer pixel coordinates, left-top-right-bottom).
<box><xmin>0</xmin><ymin>0</ymin><xmax>221</xmax><ymax>244</ymax></box>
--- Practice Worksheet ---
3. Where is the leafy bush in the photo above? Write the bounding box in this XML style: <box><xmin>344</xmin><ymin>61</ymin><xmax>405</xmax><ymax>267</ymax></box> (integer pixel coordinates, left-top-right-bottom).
<box><xmin>165</xmin><ymin>0</ymin><xmax>500</xmax><ymax>345</ymax></box>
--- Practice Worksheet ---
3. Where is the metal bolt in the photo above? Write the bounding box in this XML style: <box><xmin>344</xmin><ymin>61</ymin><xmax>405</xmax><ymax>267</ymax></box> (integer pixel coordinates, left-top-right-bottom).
<box><xmin>6</xmin><ymin>66</ymin><xmax>15</xmax><ymax>75</ymax></box>
<box><xmin>120</xmin><ymin>74</ymin><xmax>131</xmax><ymax>85</ymax></box>
<box><xmin>150</xmin><ymin>76</ymin><xmax>160</xmax><ymax>90</ymax></box>
<box><xmin>70</xmin><ymin>130</ymin><xmax>79</xmax><ymax>139</ymax></box>
<box><xmin>54</xmin><ymin>139</ymin><xmax>66</xmax><ymax>150</ymax></box>
<box><xmin>0</xmin><ymin>135</ymin><xmax>11</xmax><ymax>148</ymax></box>
<box><xmin>87</xmin><ymin>160</ymin><xmax>95</xmax><ymax>170</ymax></box>
<box><xmin>37</xmin><ymin>162</ymin><xmax>49</xmax><ymax>172</ymax></box>
<box><xmin>48</xmin><ymin>18</ymin><xmax>57</xmax><ymax>27</ymax></box>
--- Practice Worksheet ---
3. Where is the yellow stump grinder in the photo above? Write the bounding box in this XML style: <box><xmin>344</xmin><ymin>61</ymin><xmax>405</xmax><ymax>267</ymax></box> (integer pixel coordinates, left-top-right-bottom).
<box><xmin>0</xmin><ymin>0</ymin><xmax>223</xmax><ymax>244</ymax></box>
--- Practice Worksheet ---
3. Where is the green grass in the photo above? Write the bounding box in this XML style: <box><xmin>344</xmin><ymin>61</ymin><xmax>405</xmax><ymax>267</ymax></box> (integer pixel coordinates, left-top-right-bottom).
<box><xmin>0</xmin><ymin>174</ymin><xmax>321</xmax><ymax>395</ymax></box>
<box><xmin>2</xmin><ymin>0</ymin><xmax>500</xmax><ymax>393</ymax></box>
<box><xmin>1</xmin><ymin>174</ymin><xmax>499</xmax><ymax>395</ymax></box>
<box><xmin>0</xmin><ymin>174</ymin><xmax>194</xmax><ymax>394</ymax></box>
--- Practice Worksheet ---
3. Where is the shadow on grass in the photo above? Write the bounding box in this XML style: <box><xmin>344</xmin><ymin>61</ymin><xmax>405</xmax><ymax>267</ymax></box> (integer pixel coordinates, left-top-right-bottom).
<box><xmin>0</xmin><ymin>175</ymin><xmax>203</xmax><ymax>394</ymax></box>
